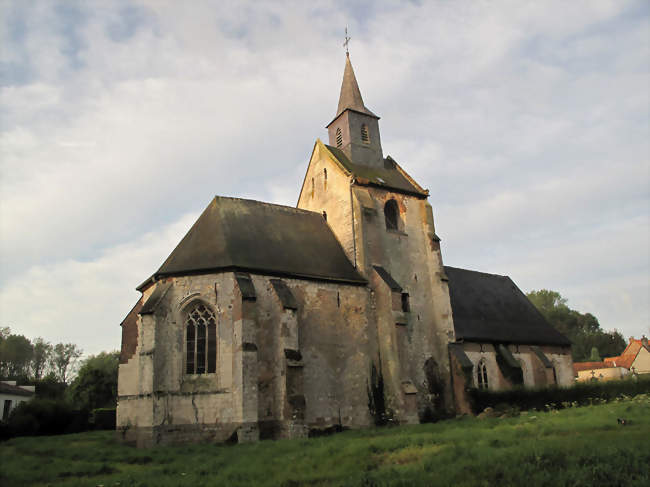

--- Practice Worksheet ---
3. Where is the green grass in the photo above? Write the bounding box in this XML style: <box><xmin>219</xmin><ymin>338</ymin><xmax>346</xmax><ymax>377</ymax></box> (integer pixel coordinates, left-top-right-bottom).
<box><xmin>2</xmin><ymin>394</ymin><xmax>649</xmax><ymax>487</ymax></box>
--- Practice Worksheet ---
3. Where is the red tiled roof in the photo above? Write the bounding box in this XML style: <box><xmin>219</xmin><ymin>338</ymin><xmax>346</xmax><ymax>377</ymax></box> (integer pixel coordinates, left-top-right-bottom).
<box><xmin>573</xmin><ymin>361</ymin><xmax>615</xmax><ymax>373</ymax></box>
<box><xmin>603</xmin><ymin>337</ymin><xmax>649</xmax><ymax>370</ymax></box>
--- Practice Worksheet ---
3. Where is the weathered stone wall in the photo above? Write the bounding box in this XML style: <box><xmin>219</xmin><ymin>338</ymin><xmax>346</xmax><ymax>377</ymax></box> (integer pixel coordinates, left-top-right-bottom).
<box><xmin>297</xmin><ymin>141</ymin><xmax>356</xmax><ymax>265</ymax></box>
<box><xmin>117</xmin><ymin>270</ymin><xmax>373</xmax><ymax>446</ymax></box>
<box><xmin>352</xmin><ymin>186</ymin><xmax>456</xmax><ymax>420</ymax></box>
<box><xmin>459</xmin><ymin>342</ymin><xmax>574</xmax><ymax>391</ymax></box>
<box><xmin>297</xmin><ymin>142</ymin><xmax>456</xmax><ymax>421</ymax></box>
<box><xmin>576</xmin><ymin>367</ymin><xmax>627</xmax><ymax>382</ymax></box>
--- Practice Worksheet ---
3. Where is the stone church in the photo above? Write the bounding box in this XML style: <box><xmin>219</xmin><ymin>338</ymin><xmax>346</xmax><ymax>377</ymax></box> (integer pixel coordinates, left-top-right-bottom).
<box><xmin>117</xmin><ymin>54</ymin><xmax>573</xmax><ymax>447</ymax></box>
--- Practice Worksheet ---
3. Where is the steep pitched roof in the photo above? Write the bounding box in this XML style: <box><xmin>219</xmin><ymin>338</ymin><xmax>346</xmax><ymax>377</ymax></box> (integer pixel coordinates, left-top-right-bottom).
<box><xmin>604</xmin><ymin>338</ymin><xmax>649</xmax><ymax>369</ymax></box>
<box><xmin>140</xmin><ymin>197</ymin><xmax>365</xmax><ymax>288</ymax></box>
<box><xmin>445</xmin><ymin>266</ymin><xmax>571</xmax><ymax>346</ymax></box>
<box><xmin>334</xmin><ymin>54</ymin><xmax>378</xmax><ymax>120</ymax></box>
<box><xmin>324</xmin><ymin>144</ymin><xmax>427</xmax><ymax>197</ymax></box>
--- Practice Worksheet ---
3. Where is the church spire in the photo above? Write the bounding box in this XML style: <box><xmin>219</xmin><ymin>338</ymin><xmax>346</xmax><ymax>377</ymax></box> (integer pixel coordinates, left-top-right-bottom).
<box><xmin>335</xmin><ymin>55</ymin><xmax>378</xmax><ymax>120</ymax></box>
<box><xmin>327</xmin><ymin>52</ymin><xmax>383</xmax><ymax>167</ymax></box>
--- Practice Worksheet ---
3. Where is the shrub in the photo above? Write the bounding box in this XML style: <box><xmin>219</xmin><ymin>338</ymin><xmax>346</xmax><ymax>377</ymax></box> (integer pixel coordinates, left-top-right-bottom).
<box><xmin>2</xmin><ymin>399</ymin><xmax>88</xmax><ymax>439</ymax></box>
<box><xmin>91</xmin><ymin>408</ymin><xmax>116</xmax><ymax>430</ymax></box>
<box><xmin>469</xmin><ymin>375</ymin><xmax>650</xmax><ymax>413</ymax></box>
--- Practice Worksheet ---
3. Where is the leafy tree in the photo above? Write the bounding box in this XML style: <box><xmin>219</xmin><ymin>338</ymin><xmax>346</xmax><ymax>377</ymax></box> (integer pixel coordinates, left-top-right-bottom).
<box><xmin>0</xmin><ymin>332</ymin><xmax>34</xmax><ymax>379</ymax></box>
<box><xmin>527</xmin><ymin>289</ymin><xmax>626</xmax><ymax>362</ymax></box>
<box><xmin>67</xmin><ymin>351</ymin><xmax>119</xmax><ymax>411</ymax></box>
<box><xmin>31</xmin><ymin>338</ymin><xmax>52</xmax><ymax>379</ymax></box>
<box><xmin>589</xmin><ymin>347</ymin><xmax>601</xmax><ymax>362</ymax></box>
<box><xmin>49</xmin><ymin>343</ymin><xmax>83</xmax><ymax>384</ymax></box>
<box><xmin>33</xmin><ymin>373</ymin><xmax>67</xmax><ymax>401</ymax></box>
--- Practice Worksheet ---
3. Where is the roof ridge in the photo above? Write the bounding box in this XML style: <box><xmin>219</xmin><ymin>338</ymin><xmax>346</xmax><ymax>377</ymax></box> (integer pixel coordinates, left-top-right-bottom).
<box><xmin>212</xmin><ymin>195</ymin><xmax>324</xmax><ymax>216</ymax></box>
<box><xmin>444</xmin><ymin>265</ymin><xmax>510</xmax><ymax>279</ymax></box>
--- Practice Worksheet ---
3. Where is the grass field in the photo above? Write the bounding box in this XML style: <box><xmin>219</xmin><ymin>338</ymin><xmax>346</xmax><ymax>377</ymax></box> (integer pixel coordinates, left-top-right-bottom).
<box><xmin>1</xmin><ymin>394</ymin><xmax>649</xmax><ymax>487</ymax></box>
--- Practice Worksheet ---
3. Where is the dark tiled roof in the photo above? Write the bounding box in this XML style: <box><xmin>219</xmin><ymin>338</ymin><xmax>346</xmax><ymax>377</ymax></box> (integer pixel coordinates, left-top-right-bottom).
<box><xmin>445</xmin><ymin>266</ymin><xmax>571</xmax><ymax>346</ymax></box>
<box><xmin>146</xmin><ymin>197</ymin><xmax>365</xmax><ymax>286</ymax></box>
<box><xmin>331</xmin><ymin>54</ymin><xmax>379</xmax><ymax>122</ymax></box>
<box><xmin>325</xmin><ymin>145</ymin><xmax>427</xmax><ymax>197</ymax></box>
<box><xmin>0</xmin><ymin>382</ymin><xmax>34</xmax><ymax>397</ymax></box>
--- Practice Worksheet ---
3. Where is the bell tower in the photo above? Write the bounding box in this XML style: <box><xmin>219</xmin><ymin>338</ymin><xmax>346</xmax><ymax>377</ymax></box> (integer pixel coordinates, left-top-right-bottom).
<box><xmin>326</xmin><ymin>54</ymin><xmax>383</xmax><ymax>167</ymax></box>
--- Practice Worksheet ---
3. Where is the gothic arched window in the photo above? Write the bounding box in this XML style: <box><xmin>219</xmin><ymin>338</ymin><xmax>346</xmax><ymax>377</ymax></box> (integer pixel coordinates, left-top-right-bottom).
<box><xmin>361</xmin><ymin>124</ymin><xmax>370</xmax><ymax>144</ymax></box>
<box><xmin>335</xmin><ymin>127</ymin><xmax>343</xmax><ymax>148</ymax></box>
<box><xmin>477</xmin><ymin>360</ymin><xmax>489</xmax><ymax>389</ymax></box>
<box><xmin>384</xmin><ymin>199</ymin><xmax>399</xmax><ymax>230</ymax></box>
<box><xmin>186</xmin><ymin>303</ymin><xmax>217</xmax><ymax>375</ymax></box>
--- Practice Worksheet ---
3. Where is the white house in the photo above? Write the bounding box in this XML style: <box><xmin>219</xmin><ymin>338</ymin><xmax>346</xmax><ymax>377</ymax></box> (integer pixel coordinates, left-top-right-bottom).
<box><xmin>0</xmin><ymin>381</ymin><xmax>35</xmax><ymax>421</ymax></box>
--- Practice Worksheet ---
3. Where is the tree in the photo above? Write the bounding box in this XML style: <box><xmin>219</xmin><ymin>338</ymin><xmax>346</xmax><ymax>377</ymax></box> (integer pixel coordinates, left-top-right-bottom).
<box><xmin>0</xmin><ymin>332</ymin><xmax>34</xmax><ymax>379</ymax></box>
<box><xmin>527</xmin><ymin>289</ymin><xmax>626</xmax><ymax>362</ymax></box>
<box><xmin>589</xmin><ymin>347</ymin><xmax>601</xmax><ymax>362</ymax></box>
<box><xmin>31</xmin><ymin>338</ymin><xmax>52</xmax><ymax>379</ymax></box>
<box><xmin>67</xmin><ymin>351</ymin><xmax>119</xmax><ymax>411</ymax></box>
<box><xmin>49</xmin><ymin>343</ymin><xmax>83</xmax><ymax>384</ymax></box>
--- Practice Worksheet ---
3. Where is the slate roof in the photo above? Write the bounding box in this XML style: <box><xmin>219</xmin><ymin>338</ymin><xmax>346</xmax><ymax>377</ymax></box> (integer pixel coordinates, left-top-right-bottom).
<box><xmin>0</xmin><ymin>382</ymin><xmax>34</xmax><ymax>397</ymax></box>
<box><xmin>330</xmin><ymin>54</ymin><xmax>379</xmax><ymax>122</ymax></box>
<box><xmin>324</xmin><ymin>144</ymin><xmax>427</xmax><ymax>197</ymax></box>
<box><xmin>140</xmin><ymin>197</ymin><xmax>365</xmax><ymax>288</ymax></box>
<box><xmin>445</xmin><ymin>266</ymin><xmax>571</xmax><ymax>346</ymax></box>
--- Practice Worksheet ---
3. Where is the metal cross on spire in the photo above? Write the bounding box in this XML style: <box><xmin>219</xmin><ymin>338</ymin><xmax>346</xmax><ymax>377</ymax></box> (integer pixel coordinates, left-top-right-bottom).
<box><xmin>343</xmin><ymin>27</ymin><xmax>351</xmax><ymax>55</ymax></box>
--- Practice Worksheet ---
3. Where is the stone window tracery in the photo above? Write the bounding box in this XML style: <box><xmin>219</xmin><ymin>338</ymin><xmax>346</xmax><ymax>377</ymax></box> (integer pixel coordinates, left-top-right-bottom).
<box><xmin>186</xmin><ymin>303</ymin><xmax>217</xmax><ymax>375</ymax></box>
<box><xmin>477</xmin><ymin>360</ymin><xmax>489</xmax><ymax>389</ymax></box>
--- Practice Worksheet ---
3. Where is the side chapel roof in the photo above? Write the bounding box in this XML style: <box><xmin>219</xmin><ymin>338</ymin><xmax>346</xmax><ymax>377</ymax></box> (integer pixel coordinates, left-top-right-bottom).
<box><xmin>139</xmin><ymin>196</ymin><xmax>365</xmax><ymax>289</ymax></box>
<box><xmin>445</xmin><ymin>266</ymin><xmax>571</xmax><ymax>346</ymax></box>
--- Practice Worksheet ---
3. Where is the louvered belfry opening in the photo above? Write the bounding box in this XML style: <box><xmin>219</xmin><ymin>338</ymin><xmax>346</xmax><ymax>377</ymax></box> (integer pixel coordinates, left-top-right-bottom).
<box><xmin>335</xmin><ymin>127</ymin><xmax>343</xmax><ymax>148</ymax></box>
<box><xmin>361</xmin><ymin>124</ymin><xmax>370</xmax><ymax>144</ymax></box>
<box><xmin>186</xmin><ymin>303</ymin><xmax>217</xmax><ymax>374</ymax></box>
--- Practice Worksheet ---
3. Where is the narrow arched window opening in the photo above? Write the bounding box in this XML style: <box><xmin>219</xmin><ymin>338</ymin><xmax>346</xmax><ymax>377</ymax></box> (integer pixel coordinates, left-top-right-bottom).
<box><xmin>477</xmin><ymin>360</ymin><xmax>489</xmax><ymax>389</ymax></box>
<box><xmin>335</xmin><ymin>127</ymin><xmax>343</xmax><ymax>148</ymax></box>
<box><xmin>361</xmin><ymin>124</ymin><xmax>370</xmax><ymax>144</ymax></box>
<box><xmin>384</xmin><ymin>199</ymin><xmax>399</xmax><ymax>230</ymax></box>
<box><xmin>186</xmin><ymin>303</ymin><xmax>217</xmax><ymax>375</ymax></box>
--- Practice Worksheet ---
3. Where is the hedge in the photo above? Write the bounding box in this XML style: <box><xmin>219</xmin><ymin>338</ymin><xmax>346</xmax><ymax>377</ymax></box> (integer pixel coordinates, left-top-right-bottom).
<box><xmin>91</xmin><ymin>408</ymin><xmax>116</xmax><ymax>430</ymax></box>
<box><xmin>0</xmin><ymin>399</ymin><xmax>88</xmax><ymax>440</ymax></box>
<box><xmin>469</xmin><ymin>374</ymin><xmax>650</xmax><ymax>413</ymax></box>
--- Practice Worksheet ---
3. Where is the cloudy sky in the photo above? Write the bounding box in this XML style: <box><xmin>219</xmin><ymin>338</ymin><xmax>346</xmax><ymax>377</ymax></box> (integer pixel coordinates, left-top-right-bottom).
<box><xmin>1</xmin><ymin>0</ymin><xmax>648</xmax><ymax>356</ymax></box>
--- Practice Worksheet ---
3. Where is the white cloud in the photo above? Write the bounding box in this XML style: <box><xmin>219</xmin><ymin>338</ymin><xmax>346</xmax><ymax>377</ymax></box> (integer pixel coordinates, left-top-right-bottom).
<box><xmin>0</xmin><ymin>211</ymin><xmax>198</xmax><ymax>355</ymax></box>
<box><xmin>0</xmin><ymin>0</ymin><xmax>648</xmax><ymax>351</ymax></box>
